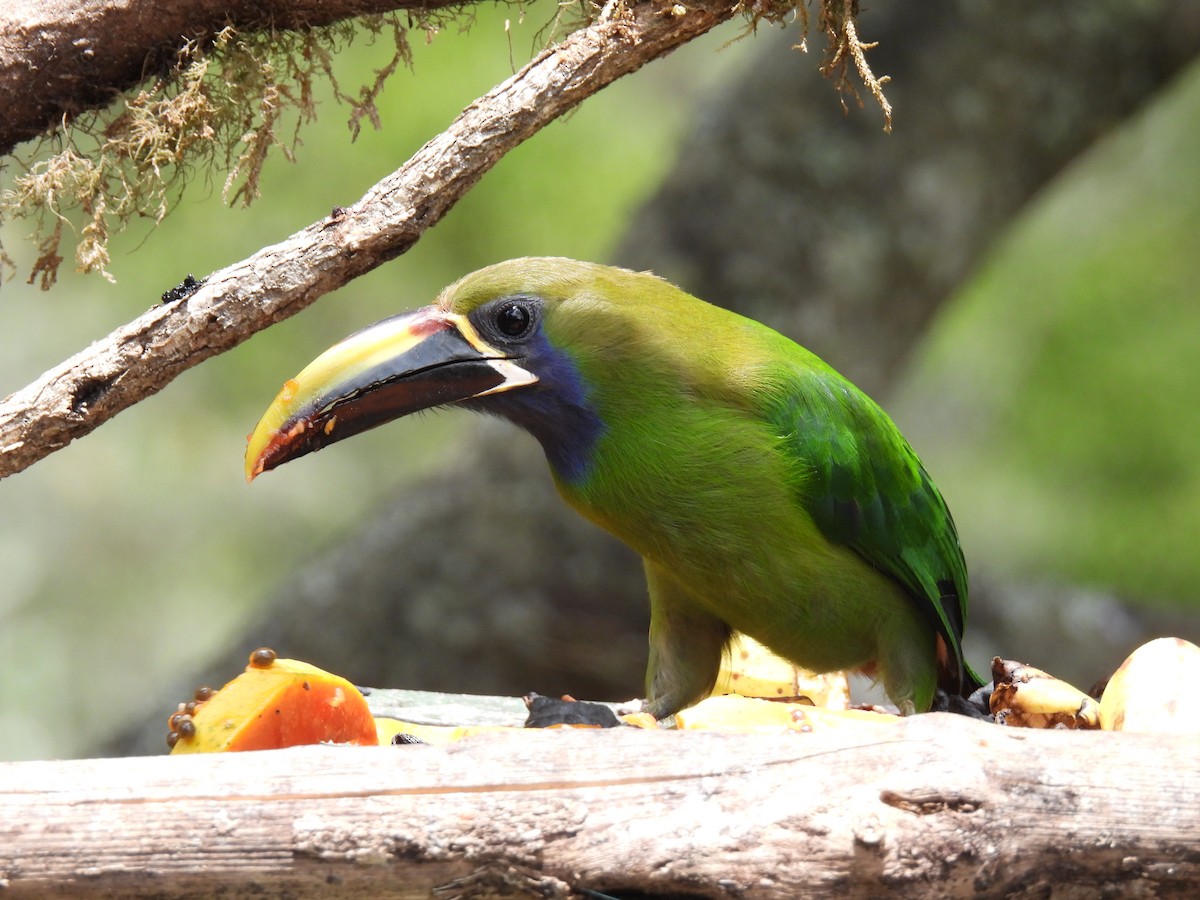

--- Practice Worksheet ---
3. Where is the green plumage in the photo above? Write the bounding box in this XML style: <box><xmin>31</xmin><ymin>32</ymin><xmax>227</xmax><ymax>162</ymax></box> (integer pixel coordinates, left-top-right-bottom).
<box><xmin>441</xmin><ymin>258</ymin><xmax>979</xmax><ymax>715</ymax></box>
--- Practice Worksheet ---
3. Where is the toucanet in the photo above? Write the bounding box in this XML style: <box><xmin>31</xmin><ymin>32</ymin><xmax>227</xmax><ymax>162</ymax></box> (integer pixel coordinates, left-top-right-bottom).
<box><xmin>246</xmin><ymin>258</ymin><xmax>983</xmax><ymax>716</ymax></box>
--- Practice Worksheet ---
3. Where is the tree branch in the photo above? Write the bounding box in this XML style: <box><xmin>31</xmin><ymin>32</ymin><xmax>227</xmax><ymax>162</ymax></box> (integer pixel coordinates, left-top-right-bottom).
<box><xmin>5</xmin><ymin>715</ymin><xmax>1199</xmax><ymax>897</ymax></box>
<box><xmin>0</xmin><ymin>0</ymin><xmax>742</xmax><ymax>480</ymax></box>
<box><xmin>0</xmin><ymin>0</ymin><xmax>474</xmax><ymax>157</ymax></box>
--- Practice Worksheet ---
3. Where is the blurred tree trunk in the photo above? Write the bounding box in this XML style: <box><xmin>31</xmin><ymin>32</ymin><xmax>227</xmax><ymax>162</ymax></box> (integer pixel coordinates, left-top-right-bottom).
<box><xmin>615</xmin><ymin>1</ymin><xmax>1200</xmax><ymax>395</ymax></box>
<box><xmin>111</xmin><ymin>1</ymin><xmax>1200</xmax><ymax>754</ymax></box>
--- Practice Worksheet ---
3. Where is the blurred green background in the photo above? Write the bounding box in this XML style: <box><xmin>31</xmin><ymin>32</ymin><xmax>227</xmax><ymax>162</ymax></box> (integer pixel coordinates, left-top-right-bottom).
<box><xmin>1</xmin><ymin>3</ymin><xmax>1198</xmax><ymax>760</ymax></box>
<box><xmin>894</xmin><ymin>73</ymin><xmax>1200</xmax><ymax>603</ymax></box>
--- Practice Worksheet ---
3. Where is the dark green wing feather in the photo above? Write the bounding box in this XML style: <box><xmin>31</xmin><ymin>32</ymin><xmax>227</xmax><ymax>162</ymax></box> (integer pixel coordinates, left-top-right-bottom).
<box><xmin>769</xmin><ymin>363</ymin><xmax>979</xmax><ymax>695</ymax></box>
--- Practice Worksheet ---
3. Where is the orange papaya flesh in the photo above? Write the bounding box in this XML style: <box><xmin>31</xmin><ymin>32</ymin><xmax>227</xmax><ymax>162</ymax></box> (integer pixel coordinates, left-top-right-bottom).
<box><xmin>168</xmin><ymin>648</ymin><xmax>378</xmax><ymax>753</ymax></box>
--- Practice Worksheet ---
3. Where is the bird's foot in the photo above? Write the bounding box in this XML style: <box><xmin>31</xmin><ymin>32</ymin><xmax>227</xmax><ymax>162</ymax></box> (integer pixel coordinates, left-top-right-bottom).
<box><xmin>931</xmin><ymin>684</ymin><xmax>994</xmax><ymax>719</ymax></box>
<box><xmin>522</xmin><ymin>693</ymin><xmax>623</xmax><ymax>728</ymax></box>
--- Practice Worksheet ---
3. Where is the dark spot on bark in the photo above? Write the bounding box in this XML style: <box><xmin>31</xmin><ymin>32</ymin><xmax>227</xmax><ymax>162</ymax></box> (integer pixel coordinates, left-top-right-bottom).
<box><xmin>161</xmin><ymin>274</ymin><xmax>204</xmax><ymax>304</ymax></box>
<box><xmin>71</xmin><ymin>375</ymin><xmax>114</xmax><ymax>414</ymax></box>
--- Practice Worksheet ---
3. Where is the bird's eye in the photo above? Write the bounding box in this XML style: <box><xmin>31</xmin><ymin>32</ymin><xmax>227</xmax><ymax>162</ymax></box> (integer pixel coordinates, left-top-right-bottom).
<box><xmin>495</xmin><ymin>301</ymin><xmax>533</xmax><ymax>337</ymax></box>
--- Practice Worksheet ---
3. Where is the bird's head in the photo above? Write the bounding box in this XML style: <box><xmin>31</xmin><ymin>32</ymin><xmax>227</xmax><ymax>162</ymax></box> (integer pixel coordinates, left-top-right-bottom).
<box><xmin>245</xmin><ymin>257</ymin><xmax>689</xmax><ymax>484</ymax></box>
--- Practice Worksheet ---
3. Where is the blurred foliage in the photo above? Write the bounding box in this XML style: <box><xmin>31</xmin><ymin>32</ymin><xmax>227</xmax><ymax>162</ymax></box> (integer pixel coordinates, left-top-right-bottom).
<box><xmin>895</xmin><ymin>60</ymin><xmax>1200</xmax><ymax>608</ymax></box>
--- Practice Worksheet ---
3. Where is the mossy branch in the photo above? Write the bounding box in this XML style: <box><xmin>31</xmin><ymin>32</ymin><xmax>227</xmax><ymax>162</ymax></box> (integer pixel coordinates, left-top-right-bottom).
<box><xmin>1</xmin><ymin>14</ymin><xmax>421</xmax><ymax>286</ymax></box>
<box><xmin>0</xmin><ymin>0</ymin><xmax>474</xmax><ymax>156</ymax></box>
<box><xmin>0</xmin><ymin>0</ymin><xmax>890</xmax><ymax>288</ymax></box>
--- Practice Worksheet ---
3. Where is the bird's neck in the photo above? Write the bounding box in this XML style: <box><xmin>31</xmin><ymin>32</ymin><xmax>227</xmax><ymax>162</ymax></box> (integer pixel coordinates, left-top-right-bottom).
<box><xmin>499</xmin><ymin>390</ymin><xmax>606</xmax><ymax>484</ymax></box>
<box><xmin>469</xmin><ymin>343</ymin><xmax>606</xmax><ymax>484</ymax></box>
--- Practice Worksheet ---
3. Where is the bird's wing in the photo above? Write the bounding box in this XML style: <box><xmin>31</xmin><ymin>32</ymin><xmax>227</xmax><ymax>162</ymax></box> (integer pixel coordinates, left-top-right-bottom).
<box><xmin>767</xmin><ymin>363</ymin><xmax>975</xmax><ymax>693</ymax></box>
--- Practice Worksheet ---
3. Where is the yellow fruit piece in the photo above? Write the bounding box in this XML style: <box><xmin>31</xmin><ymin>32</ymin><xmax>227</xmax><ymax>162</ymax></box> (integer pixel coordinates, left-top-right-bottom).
<box><xmin>373</xmin><ymin>718</ymin><xmax>519</xmax><ymax>745</ymax></box>
<box><xmin>989</xmin><ymin>658</ymin><xmax>1100</xmax><ymax>729</ymax></box>
<box><xmin>712</xmin><ymin>633</ymin><xmax>850</xmax><ymax>709</ymax></box>
<box><xmin>169</xmin><ymin>651</ymin><xmax>378</xmax><ymax>753</ymax></box>
<box><xmin>675</xmin><ymin>694</ymin><xmax>899</xmax><ymax>733</ymax></box>
<box><xmin>617</xmin><ymin>711</ymin><xmax>660</xmax><ymax>729</ymax></box>
<box><xmin>1100</xmin><ymin>637</ymin><xmax>1200</xmax><ymax>733</ymax></box>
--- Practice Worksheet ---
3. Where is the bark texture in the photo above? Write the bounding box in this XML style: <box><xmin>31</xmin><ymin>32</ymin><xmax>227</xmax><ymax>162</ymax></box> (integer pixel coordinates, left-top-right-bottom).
<box><xmin>7</xmin><ymin>716</ymin><xmax>1200</xmax><ymax>898</ymax></box>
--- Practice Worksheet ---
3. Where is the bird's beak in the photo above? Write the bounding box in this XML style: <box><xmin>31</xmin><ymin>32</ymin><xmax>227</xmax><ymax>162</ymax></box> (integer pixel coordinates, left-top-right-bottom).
<box><xmin>244</xmin><ymin>307</ymin><xmax>537</xmax><ymax>481</ymax></box>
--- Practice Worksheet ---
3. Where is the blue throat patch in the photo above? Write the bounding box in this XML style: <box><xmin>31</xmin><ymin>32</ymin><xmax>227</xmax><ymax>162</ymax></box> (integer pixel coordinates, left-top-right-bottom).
<box><xmin>471</xmin><ymin>332</ymin><xmax>605</xmax><ymax>483</ymax></box>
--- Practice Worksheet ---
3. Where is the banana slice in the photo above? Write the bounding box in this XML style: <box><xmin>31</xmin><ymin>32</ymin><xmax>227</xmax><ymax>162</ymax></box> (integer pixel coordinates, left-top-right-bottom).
<box><xmin>1100</xmin><ymin>637</ymin><xmax>1200</xmax><ymax>733</ymax></box>
<box><xmin>989</xmin><ymin>658</ymin><xmax>1100</xmax><ymax>729</ymax></box>
<box><xmin>711</xmin><ymin>633</ymin><xmax>851</xmax><ymax>709</ymax></box>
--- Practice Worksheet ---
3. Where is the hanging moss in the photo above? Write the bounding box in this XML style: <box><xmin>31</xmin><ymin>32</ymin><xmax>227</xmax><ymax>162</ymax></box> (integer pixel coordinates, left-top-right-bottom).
<box><xmin>1</xmin><ymin>13</ymin><xmax>420</xmax><ymax>287</ymax></box>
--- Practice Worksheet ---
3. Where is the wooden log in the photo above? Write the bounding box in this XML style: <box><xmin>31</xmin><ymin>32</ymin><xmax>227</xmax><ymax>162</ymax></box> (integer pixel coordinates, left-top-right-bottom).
<box><xmin>1</xmin><ymin>713</ymin><xmax>1197</xmax><ymax>897</ymax></box>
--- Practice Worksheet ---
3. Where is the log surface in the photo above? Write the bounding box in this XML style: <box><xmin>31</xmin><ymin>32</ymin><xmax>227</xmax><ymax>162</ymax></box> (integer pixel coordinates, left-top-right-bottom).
<box><xmin>2</xmin><ymin>714</ymin><xmax>1197</xmax><ymax>897</ymax></box>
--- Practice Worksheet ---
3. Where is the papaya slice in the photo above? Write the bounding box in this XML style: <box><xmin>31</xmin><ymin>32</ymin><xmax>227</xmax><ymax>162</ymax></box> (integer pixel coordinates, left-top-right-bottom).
<box><xmin>168</xmin><ymin>648</ymin><xmax>378</xmax><ymax>753</ymax></box>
